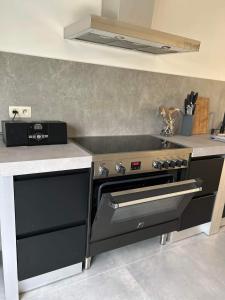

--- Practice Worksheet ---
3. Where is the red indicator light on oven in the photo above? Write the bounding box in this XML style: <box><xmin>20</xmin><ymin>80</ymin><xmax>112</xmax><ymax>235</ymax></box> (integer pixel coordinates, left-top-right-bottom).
<box><xmin>131</xmin><ymin>161</ymin><xmax>141</xmax><ymax>170</ymax></box>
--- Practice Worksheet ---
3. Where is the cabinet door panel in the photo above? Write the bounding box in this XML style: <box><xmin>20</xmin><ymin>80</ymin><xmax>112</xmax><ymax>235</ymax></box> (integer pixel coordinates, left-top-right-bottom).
<box><xmin>17</xmin><ymin>225</ymin><xmax>86</xmax><ymax>281</ymax></box>
<box><xmin>188</xmin><ymin>157</ymin><xmax>223</xmax><ymax>196</ymax></box>
<box><xmin>180</xmin><ymin>195</ymin><xmax>215</xmax><ymax>230</ymax></box>
<box><xmin>14</xmin><ymin>170</ymin><xmax>90</xmax><ymax>236</ymax></box>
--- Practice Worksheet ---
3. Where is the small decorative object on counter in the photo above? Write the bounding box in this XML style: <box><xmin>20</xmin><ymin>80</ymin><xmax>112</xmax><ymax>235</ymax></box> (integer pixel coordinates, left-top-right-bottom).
<box><xmin>159</xmin><ymin>106</ymin><xmax>180</xmax><ymax>136</ymax></box>
<box><xmin>181</xmin><ymin>91</ymin><xmax>198</xmax><ymax>136</ymax></box>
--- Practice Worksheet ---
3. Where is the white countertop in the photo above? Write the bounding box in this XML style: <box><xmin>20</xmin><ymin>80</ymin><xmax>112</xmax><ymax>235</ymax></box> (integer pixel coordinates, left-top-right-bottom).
<box><xmin>0</xmin><ymin>138</ymin><xmax>92</xmax><ymax>176</ymax></box>
<box><xmin>156</xmin><ymin>134</ymin><xmax>225</xmax><ymax>157</ymax></box>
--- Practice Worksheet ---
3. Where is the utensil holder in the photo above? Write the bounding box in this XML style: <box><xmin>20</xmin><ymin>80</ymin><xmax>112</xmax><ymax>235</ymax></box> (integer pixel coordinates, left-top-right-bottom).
<box><xmin>180</xmin><ymin>115</ymin><xmax>193</xmax><ymax>136</ymax></box>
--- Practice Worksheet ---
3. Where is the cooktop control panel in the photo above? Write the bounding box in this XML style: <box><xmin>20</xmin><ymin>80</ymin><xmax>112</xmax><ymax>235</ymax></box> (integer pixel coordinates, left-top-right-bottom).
<box><xmin>94</xmin><ymin>150</ymin><xmax>191</xmax><ymax>178</ymax></box>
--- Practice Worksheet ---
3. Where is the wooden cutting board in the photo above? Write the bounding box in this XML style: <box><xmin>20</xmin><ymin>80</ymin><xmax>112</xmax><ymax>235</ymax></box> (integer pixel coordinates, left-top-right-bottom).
<box><xmin>192</xmin><ymin>97</ymin><xmax>209</xmax><ymax>135</ymax></box>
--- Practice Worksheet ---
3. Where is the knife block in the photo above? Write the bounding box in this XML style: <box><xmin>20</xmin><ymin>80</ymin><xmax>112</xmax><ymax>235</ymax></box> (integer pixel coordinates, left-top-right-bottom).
<box><xmin>180</xmin><ymin>115</ymin><xmax>193</xmax><ymax>136</ymax></box>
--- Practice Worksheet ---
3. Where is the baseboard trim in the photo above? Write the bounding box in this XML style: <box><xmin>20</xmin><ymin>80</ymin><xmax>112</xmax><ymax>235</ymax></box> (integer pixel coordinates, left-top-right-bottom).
<box><xmin>168</xmin><ymin>223</ymin><xmax>210</xmax><ymax>243</ymax></box>
<box><xmin>19</xmin><ymin>263</ymin><xmax>82</xmax><ymax>293</ymax></box>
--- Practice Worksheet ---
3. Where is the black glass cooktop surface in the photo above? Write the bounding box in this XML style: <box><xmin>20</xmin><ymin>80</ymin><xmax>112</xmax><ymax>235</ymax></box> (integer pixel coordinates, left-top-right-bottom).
<box><xmin>73</xmin><ymin>135</ymin><xmax>185</xmax><ymax>155</ymax></box>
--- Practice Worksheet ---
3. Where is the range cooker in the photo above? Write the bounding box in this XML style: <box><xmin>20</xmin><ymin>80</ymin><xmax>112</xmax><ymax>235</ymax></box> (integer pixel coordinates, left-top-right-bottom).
<box><xmin>73</xmin><ymin>135</ymin><xmax>202</xmax><ymax>269</ymax></box>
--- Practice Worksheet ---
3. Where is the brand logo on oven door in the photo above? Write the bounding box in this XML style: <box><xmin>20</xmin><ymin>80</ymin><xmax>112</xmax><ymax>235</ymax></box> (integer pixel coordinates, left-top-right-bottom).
<box><xmin>137</xmin><ymin>222</ymin><xmax>145</xmax><ymax>229</ymax></box>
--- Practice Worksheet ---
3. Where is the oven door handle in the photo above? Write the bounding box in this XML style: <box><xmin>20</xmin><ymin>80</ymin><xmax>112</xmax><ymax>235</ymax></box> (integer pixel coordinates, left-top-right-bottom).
<box><xmin>111</xmin><ymin>186</ymin><xmax>202</xmax><ymax>209</ymax></box>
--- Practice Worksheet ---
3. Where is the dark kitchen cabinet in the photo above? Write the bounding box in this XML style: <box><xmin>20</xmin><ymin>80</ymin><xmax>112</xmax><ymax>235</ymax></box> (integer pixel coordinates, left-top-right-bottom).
<box><xmin>14</xmin><ymin>169</ymin><xmax>90</xmax><ymax>237</ymax></box>
<box><xmin>180</xmin><ymin>195</ymin><xmax>215</xmax><ymax>230</ymax></box>
<box><xmin>17</xmin><ymin>225</ymin><xmax>86</xmax><ymax>280</ymax></box>
<box><xmin>180</xmin><ymin>156</ymin><xmax>223</xmax><ymax>230</ymax></box>
<box><xmin>14</xmin><ymin>169</ymin><xmax>90</xmax><ymax>280</ymax></box>
<box><xmin>188</xmin><ymin>157</ymin><xmax>223</xmax><ymax>197</ymax></box>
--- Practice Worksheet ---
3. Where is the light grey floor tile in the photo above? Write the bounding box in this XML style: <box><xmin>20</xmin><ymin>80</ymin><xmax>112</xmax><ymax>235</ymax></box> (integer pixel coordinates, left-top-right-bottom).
<box><xmin>177</xmin><ymin>231</ymin><xmax>225</xmax><ymax>286</ymax></box>
<box><xmin>21</xmin><ymin>267</ymin><xmax>147</xmax><ymax>300</ymax></box>
<box><xmin>127</xmin><ymin>241</ymin><xmax>225</xmax><ymax>300</ymax></box>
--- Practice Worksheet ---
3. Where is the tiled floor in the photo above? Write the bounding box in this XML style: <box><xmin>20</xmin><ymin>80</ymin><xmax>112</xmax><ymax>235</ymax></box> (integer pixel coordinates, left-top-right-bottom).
<box><xmin>1</xmin><ymin>230</ymin><xmax>225</xmax><ymax>300</ymax></box>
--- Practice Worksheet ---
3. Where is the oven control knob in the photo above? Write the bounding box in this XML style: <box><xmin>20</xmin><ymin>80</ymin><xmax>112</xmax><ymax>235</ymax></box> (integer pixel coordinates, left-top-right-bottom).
<box><xmin>116</xmin><ymin>164</ymin><xmax>126</xmax><ymax>175</ymax></box>
<box><xmin>169</xmin><ymin>160</ymin><xmax>176</xmax><ymax>168</ymax></box>
<box><xmin>162</xmin><ymin>161</ymin><xmax>169</xmax><ymax>169</ymax></box>
<box><xmin>99</xmin><ymin>166</ymin><xmax>109</xmax><ymax>177</ymax></box>
<box><xmin>152</xmin><ymin>161</ymin><xmax>163</xmax><ymax>170</ymax></box>
<box><xmin>182</xmin><ymin>159</ymin><xmax>188</xmax><ymax>167</ymax></box>
<box><xmin>175</xmin><ymin>160</ymin><xmax>182</xmax><ymax>168</ymax></box>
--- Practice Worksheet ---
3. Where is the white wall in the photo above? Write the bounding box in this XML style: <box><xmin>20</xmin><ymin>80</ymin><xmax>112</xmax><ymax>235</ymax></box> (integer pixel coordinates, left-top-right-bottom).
<box><xmin>0</xmin><ymin>0</ymin><xmax>224</xmax><ymax>81</ymax></box>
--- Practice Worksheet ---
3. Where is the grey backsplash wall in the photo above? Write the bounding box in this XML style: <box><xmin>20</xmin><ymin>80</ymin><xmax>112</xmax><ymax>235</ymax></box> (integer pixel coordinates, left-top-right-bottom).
<box><xmin>0</xmin><ymin>51</ymin><xmax>225</xmax><ymax>137</ymax></box>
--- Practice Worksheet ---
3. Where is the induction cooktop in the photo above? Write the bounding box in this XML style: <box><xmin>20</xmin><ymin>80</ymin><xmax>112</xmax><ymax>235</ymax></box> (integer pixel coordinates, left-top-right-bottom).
<box><xmin>73</xmin><ymin>135</ymin><xmax>185</xmax><ymax>155</ymax></box>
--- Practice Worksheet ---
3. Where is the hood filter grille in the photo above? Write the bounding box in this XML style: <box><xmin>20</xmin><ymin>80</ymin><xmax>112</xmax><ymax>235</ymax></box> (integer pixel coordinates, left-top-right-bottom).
<box><xmin>76</xmin><ymin>32</ymin><xmax>178</xmax><ymax>54</ymax></box>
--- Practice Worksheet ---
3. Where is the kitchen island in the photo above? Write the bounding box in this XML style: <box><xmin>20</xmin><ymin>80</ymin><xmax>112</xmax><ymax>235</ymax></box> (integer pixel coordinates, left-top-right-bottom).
<box><xmin>0</xmin><ymin>139</ymin><xmax>92</xmax><ymax>300</ymax></box>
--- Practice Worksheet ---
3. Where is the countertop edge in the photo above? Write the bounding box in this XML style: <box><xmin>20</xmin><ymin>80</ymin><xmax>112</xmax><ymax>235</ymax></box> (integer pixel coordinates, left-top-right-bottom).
<box><xmin>0</xmin><ymin>156</ymin><xmax>92</xmax><ymax>176</ymax></box>
<box><xmin>154</xmin><ymin>134</ymin><xmax>225</xmax><ymax>157</ymax></box>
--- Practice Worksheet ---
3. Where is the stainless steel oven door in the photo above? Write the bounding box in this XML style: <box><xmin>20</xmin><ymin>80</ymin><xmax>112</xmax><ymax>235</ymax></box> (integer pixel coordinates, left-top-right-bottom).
<box><xmin>91</xmin><ymin>179</ymin><xmax>202</xmax><ymax>242</ymax></box>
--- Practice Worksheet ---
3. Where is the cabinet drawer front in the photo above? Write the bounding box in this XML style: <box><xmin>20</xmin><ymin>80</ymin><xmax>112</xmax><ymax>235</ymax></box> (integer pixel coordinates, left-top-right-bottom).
<box><xmin>17</xmin><ymin>225</ymin><xmax>86</xmax><ymax>281</ymax></box>
<box><xmin>189</xmin><ymin>157</ymin><xmax>223</xmax><ymax>196</ymax></box>
<box><xmin>14</xmin><ymin>170</ymin><xmax>90</xmax><ymax>236</ymax></box>
<box><xmin>180</xmin><ymin>195</ymin><xmax>215</xmax><ymax>230</ymax></box>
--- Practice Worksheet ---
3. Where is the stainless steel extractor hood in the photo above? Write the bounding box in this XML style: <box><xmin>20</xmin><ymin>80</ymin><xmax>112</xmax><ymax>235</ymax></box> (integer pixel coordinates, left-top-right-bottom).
<box><xmin>64</xmin><ymin>0</ymin><xmax>201</xmax><ymax>55</ymax></box>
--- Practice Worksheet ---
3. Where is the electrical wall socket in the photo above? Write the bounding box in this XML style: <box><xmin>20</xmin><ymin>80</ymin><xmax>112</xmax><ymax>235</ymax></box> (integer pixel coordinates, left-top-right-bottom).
<box><xmin>9</xmin><ymin>106</ymin><xmax>32</xmax><ymax>119</ymax></box>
